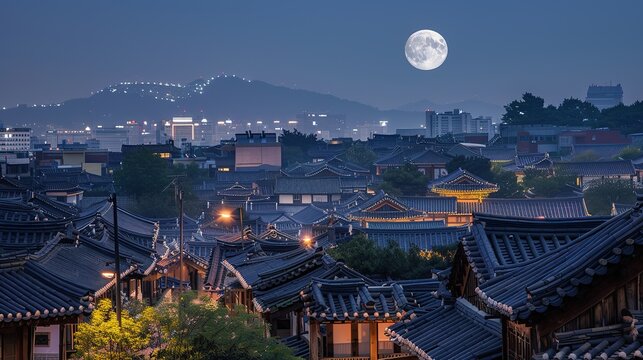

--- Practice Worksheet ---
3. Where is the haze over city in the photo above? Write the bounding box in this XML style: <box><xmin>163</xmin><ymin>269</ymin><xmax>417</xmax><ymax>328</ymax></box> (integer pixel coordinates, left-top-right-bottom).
<box><xmin>1</xmin><ymin>2</ymin><xmax>643</xmax><ymax>360</ymax></box>
<box><xmin>1</xmin><ymin>0</ymin><xmax>642</xmax><ymax>110</ymax></box>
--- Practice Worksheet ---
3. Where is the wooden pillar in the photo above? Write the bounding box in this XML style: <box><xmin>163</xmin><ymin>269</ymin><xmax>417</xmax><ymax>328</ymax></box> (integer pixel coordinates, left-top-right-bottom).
<box><xmin>369</xmin><ymin>322</ymin><xmax>378</xmax><ymax>360</ymax></box>
<box><xmin>309</xmin><ymin>320</ymin><xmax>320</xmax><ymax>360</ymax></box>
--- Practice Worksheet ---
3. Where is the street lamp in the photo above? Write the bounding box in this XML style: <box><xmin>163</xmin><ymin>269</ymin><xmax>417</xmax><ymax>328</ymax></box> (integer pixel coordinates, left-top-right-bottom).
<box><xmin>218</xmin><ymin>208</ymin><xmax>245</xmax><ymax>240</ymax></box>
<box><xmin>302</xmin><ymin>235</ymin><xmax>313</xmax><ymax>248</ymax></box>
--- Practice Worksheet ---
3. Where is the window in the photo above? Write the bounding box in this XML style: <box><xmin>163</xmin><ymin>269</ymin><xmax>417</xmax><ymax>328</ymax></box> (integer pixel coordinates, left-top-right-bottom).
<box><xmin>313</xmin><ymin>194</ymin><xmax>328</xmax><ymax>203</ymax></box>
<box><xmin>34</xmin><ymin>332</ymin><xmax>50</xmax><ymax>346</ymax></box>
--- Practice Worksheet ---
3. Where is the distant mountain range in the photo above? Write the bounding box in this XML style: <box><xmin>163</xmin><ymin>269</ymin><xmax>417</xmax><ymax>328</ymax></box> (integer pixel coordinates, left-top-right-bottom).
<box><xmin>393</xmin><ymin>98</ymin><xmax>504</xmax><ymax>120</ymax></box>
<box><xmin>0</xmin><ymin>76</ymin><xmax>430</xmax><ymax>129</ymax></box>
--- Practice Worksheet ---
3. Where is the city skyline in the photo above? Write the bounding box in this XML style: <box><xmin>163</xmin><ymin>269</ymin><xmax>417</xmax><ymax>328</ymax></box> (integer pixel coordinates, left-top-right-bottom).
<box><xmin>1</xmin><ymin>1</ymin><xmax>642</xmax><ymax>110</ymax></box>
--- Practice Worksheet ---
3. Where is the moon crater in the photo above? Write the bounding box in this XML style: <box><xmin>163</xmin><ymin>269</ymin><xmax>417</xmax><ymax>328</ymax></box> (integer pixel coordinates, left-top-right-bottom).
<box><xmin>405</xmin><ymin>29</ymin><xmax>448</xmax><ymax>70</ymax></box>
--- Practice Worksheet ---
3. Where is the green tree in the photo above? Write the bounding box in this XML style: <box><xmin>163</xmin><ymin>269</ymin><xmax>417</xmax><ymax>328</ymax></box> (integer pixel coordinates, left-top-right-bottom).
<box><xmin>379</xmin><ymin>163</ymin><xmax>428</xmax><ymax>196</ymax></box>
<box><xmin>502</xmin><ymin>93</ymin><xmax>554</xmax><ymax>125</ymax></box>
<box><xmin>115</xmin><ymin>149</ymin><xmax>205</xmax><ymax>217</ymax></box>
<box><xmin>584</xmin><ymin>179</ymin><xmax>636</xmax><ymax>215</ymax></box>
<box><xmin>279</xmin><ymin>129</ymin><xmax>322</xmax><ymax>166</ymax></box>
<box><xmin>598</xmin><ymin>101</ymin><xmax>643</xmax><ymax>135</ymax></box>
<box><xmin>491</xmin><ymin>167</ymin><xmax>523</xmax><ymax>198</ymax></box>
<box><xmin>522</xmin><ymin>169</ymin><xmax>576</xmax><ymax>197</ymax></box>
<box><xmin>573</xmin><ymin>150</ymin><xmax>600</xmax><ymax>162</ymax></box>
<box><xmin>328</xmin><ymin>234</ymin><xmax>456</xmax><ymax>279</ymax></box>
<box><xmin>74</xmin><ymin>298</ymin><xmax>153</xmax><ymax>360</ymax></box>
<box><xmin>554</xmin><ymin>98</ymin><xmax>600</xmax><ymax>126</ymax></box>
<box><xmin>151</xmin><ymin>292</ymin><xmax>297</xmax><ymax>360</ymax></box>
<box><xmin>343</xmin><ymin>142</ymin><xmax>376</xmax><ymax>168</ymax></box>
<box><xmin>446</xmin><ymin>156</ymin><xmax>494</xmax><ymax>181</ymax></box>
<box><xmin>615</xmin><ymin>146</ymin><xmax>643</xmax><ymax>160</ymax></box>
<box><xmin>114</xmin><ymin>149</ymin><xmax>170</xmax><ymax>201</ymax></box>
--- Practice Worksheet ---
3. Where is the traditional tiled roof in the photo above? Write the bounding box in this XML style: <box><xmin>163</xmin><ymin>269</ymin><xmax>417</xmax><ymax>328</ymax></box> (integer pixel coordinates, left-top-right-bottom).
<box><xmin>0</xmin><ymin>260</ymin><xmax>94</xmax><ymax>325</ymax></box>
<box><xmin>252</xmin><ymin>261</ymin><xmax>373</xmax><ymax>314</ymax></box>
<box><xmin>555</xmin><ymin>160</ymin><xmax>635</xmax><ymax>177</ymax></box>
<box><xmin>476</xmin><ymin>201</ymin><xmax>643</xmax><ymax>321</ymax></box>
<box><xmin>533</xmin><ymin>312</ymin><xmax>643</xmax><ymax>360</ymax></box>
<box><xmin>429</xmin><ymin>168</ymin><xmax>498</xmax><ymax>193</ymax></box>
<box><xmin>274</xmin><ymin>177</ymin><xmax>341</xmax><ymax>195</ymax></box>
<box><xmin>279</xmin><ymin>336</ymin><xmax>309</xmax><ymax>359</ymax></box>
<box><xmin>0</xmin><ymin>218</ymin><xmax>72</xmax><ymax>252</ymax></box>
<box><xmin>515</xmin><ymin>153</ymin><xmax>550</xmax><ymax>168</ymax></box>
<box><xmin>302</xmin><ymin>278</ymin><xmax>437</xmax><ymax>322</ymax></box>
<box><xmin>375</xmin><ymin>147</ymin><xmax>449</xmax><ymax>166</ymax></box>
<box><xmin>364</xmin><ymin>221</ymin><xmax>445</xmax><ymax>230</ymax></box>
<box><xmin>612</xmin><ymin>202</ymin><xmax>634</xmax><ymax>216</ymax></box>
<box><xmin>217</xmin><ymin>184</ymin><xmax>255</xmax><ymax>197</ymax></box>
<box><xmin>479</xmin><ymin>147</ymin><xmax>515</xmax><ymax>162</ymax></box>
<box><xmin>398</xmin><ymin>196</ymin><xmax>458</xmax><ymax>213</ymax></box>
<box><xmin>386</xmin><ymin>298</ymin><xmax>502</xmax><ymax>360</ymax></box>
<box><xmin>222</xmin><ymin>247</ymin><xmax>321</xmax><ymax>289</ymax></box>
<box><xmin>457</xmin><ymin>196</ymin><xmax>589</xmax><ymax>218</ymax></box>
<box><xmin>462</xmin><ymin>214</ymin><xmax>609</xmax><ymax>284</ymax></box>
<box><xmin>359</xmin><ymin>224</ymin><xmax>467</xmax><ymax>251</ymax></box>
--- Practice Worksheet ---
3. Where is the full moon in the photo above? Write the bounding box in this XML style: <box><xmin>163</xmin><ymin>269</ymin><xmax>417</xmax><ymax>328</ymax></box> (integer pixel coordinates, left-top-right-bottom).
<box><xmin>405</xmin><ymin>29</ymin><xmax>448</xmax><ymax>70</ymax></box>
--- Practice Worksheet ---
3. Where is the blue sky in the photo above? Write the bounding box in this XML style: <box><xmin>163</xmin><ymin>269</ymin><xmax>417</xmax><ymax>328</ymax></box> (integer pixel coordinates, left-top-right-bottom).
<box><xmin>1</xmin><ymin>0</ymin><xmax>641</xmax><ymax>108</ymax></box>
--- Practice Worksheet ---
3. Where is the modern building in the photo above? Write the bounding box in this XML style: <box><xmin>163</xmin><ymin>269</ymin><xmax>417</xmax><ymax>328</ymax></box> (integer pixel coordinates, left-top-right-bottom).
<box><xmin>166</xmin><ymin>117</ymin><xmax>196</xmax><ymax>145</ymax></box>
<box><xmin>586</xmin><ymin>84</ymin><xmax>623</xmax><ymax>110</ymax></box>
<box><xmin>498</xmin><ymin>124</ymin><xmax>589</xmax><ymax>154</ymax></box>
<box><xmin>93</xmin><ymin>126</ymin><xmax>129</xmax><ymax>152</ymax></box>
<box><xmin>425</xmin><ymin>109</ymin><xmax>473</xmax><ymax>138</ymax></box>
<box><xmin>234</xmin><ymin>131</ymin><xmax>281</xmax><ymax>171</ymax></box>
<box><xmin>0</xmin><ymin>127</ymin><xmax>31</xmax><ymax>151</ymax></box>
<box><xmin>45</xmin><ymin>129</ymin><xmax>92</xmax><ymax>147</ymax></box>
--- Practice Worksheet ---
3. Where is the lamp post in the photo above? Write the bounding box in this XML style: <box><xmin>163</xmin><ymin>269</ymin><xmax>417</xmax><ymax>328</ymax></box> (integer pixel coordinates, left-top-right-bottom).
<box><xmin>219</xmin><ymin>207</ymin><xmax>244</xmax><ymax>240</ymax></box>
<box><xmin>108</xmin><ymin>193</ymin><xmax>122</xmax><ymax>327</ymax></box>
<box><xmin>178</xmin><ymin>190</ymin><xmax>184</xmax><ymax>293</ymax></box>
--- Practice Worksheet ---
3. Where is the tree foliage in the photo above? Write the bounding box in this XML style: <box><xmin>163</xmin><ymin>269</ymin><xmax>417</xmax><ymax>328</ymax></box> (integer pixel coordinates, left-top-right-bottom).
<box><xmin>343</xmin><ymin>142</ymin><xmax>376</xmax><ymax>168</ymax></box>
<box><xmin>522</xmin><ymin>169</ymin><xmax>576</xmax><ymax>197</ymax></box>
<box><xmin>616</xmin><ymin>146</ymin><xmax>643</xmax><ymax>160</ymax></box>
<box><xmin>279</xmin><ymin>129</ymin><xmax>322</xmax><ymax>165</ymax></box>
<box><xmin>75</xmin><ymin>293</ymin><xmax>297</xmax><ymax>360</ymax></box>
<box><xmin>379</xmin><ymin>163</ymin><xmax>428</xmax><ymax>196</ymax></box>
<box><xmin>446</xmin><ymin>156</ymin><xmax>494</xmax><ymax>181</ymax></box>
<box><xmin>328</xmin><ymin>234</ymin><xmax>456</xmax><ymax>279</ymax></box>
<box><xmin>114</xmin><ymin>149</ymin><xmax>205</xmax><ymax>217</ymax></box>
<box><xmin>502</xmin><ymin>94</ymin><xmax>643</xmax><ymax>134</ymax></box>
<box><xmin>74</xmin><ymin>298</ymin><xmax>153</xmax><ymax>360</ymax></box>
<box><xmin>584</xmin><ymin>179</ymin><xmax>636</xmax><ymax>215</ymax></box>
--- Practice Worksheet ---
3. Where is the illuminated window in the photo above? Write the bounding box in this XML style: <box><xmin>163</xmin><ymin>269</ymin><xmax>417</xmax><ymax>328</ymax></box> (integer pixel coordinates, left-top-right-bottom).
<box><xmin>219</xmin><ymin>167</ymin><xmax>230</xmax><ymax>172</ymax></box>
<box><xmin>157</xmin><ymin>152</ymin><xmax>171</xmax><ymax>158</ymax></box>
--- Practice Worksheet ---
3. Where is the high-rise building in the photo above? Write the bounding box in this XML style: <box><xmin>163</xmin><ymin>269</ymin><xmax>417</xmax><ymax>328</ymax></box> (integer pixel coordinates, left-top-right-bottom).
<box><xmin>0</xmin><ymin>127</ymin><xmax>32</xmax><ymax>151</ymax></box>
<box><xmin>470</xmin><ymin>116</ymin><xmax>494</xmax><ymax>139</ymax></box>
<box><xmin>166</xmin><ymin>117</ymin><xmax>195</xmax><ymax>146</ymax></box>
<box><xmin>425</xmin><ymin>109</ymin><xmax>473</xmax><ymax>138</ymax></box>
<box><xmin>94</xmin><ymin>126</ymin><xmax>129</xmax><ymax>152</ymax></box>
<box><xmin>586</xmin><ymin>84</ymin><xmax>623</xmax><ymax>110</ymax></box>
<box><xmin>45</xmin><ymin>129</ymin><xmax>92</xmax><ymax>147</ymax></box>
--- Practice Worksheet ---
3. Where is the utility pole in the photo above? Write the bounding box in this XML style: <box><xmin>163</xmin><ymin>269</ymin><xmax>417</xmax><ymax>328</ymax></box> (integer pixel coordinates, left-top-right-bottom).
<box><xmin>178</xmin><ymin>189</ymin><xmax>184</xmax><ymax>293</ymax></box>
<box><xmin>109</xmin><ymin>193</ymin><xmax>122</xmax><ymax>327</ymax></box>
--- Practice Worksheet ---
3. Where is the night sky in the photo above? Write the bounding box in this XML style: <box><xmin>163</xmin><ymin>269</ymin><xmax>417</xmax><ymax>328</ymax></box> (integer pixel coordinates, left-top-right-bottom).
<box><xmin>1</xmin><ymin>1</ymin><xmax>641</xmax><ymax>109</ymax></box>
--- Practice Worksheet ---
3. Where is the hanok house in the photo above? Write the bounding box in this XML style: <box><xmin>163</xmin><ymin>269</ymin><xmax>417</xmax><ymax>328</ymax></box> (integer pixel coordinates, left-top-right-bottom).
<box><xmin>554</xmin><ymin>160</ymin><xmax>637</xmax><ymax>188</ymax></box>
<box><xmin>429</xmin><ymin>168</ymin><xmax>498</xmax><ymax>202</ymax></box>
<box><xmin>274</xmin><ymin>177</ymin><xmax>342</xmax><ymax>205</ymax></box>
<box><xmin>474</xmin><ymin>200</ymin><xmax>643</xmax><ymax>359</ymax></box>
<box><xmin>301</xmin><ymin>278</ymin><xmax>440</xmax><ymax>360</ymax></box>
<box><xmin>374</xmin><ymin>146</ymin><xmax>450</xmax><ymax>179</ymax></box>
<box><xmin>386</xmin><ymin>213</ymin><xmax>610</xmax><ymax>360</ymax></box>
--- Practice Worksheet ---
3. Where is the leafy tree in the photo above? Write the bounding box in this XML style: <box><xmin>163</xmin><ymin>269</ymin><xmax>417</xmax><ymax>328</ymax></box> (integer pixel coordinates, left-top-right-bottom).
<box><xmin>491</xmin><ymin>167</ymin><xmax>523</xmax><ymax>198</ymax></box>
<box><xmin>279</xmin><ymin>129</ymin><xmax>322</xmax><ymax>165</ymax></box>
<box><xmin>554</xmin><ymin>98</ymin><xmax>600</xmax><ymax>126</ymax></box>
<box><xmin>74</xmin><ymin>298</ymin><xmax>154</xmax><ymax>360</ymax></box>
<box><xmin>572</xmin><ymin>150</ymin><xmax>600</xmax><ymax>162</ymax></box>
<box><xmin>502</xmin><ymin>93</ymin><xmax>555</xmax><ymax>125</ymax></box>
<box><xmin>584</xmin><ymin>179</ymin><xmax>636</xmax><ymax>215</ymax></box>
<box><xmin>115</xmin><ymin>149</ymin><xmax>205</xmax><ymax>217</ymax></box>
<box><xmin>598</xmin><ymin>101</ymin><xmax>643</xmax><ymax>135</ymax></box>
<box><xmin>150</xmin><ymin>292</ymin><xmax>297</xmax><ymax>360</ymax></box>
<box><xmin>343</xmin><ymin>142</ymin><xmax>376</xmax><ymax>168</ymax></box>
<box><xmin>522</xmin><ymin>169</ymin><xmax>576</xmax><ymax>197</ymax></box>
<box><xmin>446</xmin><ymin>156</ymin><xmax>494</xmax><ymax>181</ymax></box>
<box><xmin>328</xmin><ymin>234</ymin><xmax>456</xmax><ymax>279</ymax></box>
<box><xmin>115</xmin><ymin>149</ymin><xmax>170</xmax><ymax>201</ymax></box>
<box><xmin>379</xmin><ymin>163</ymin><xmax>428</xmax><ymax>196</ymax></box>
<box><xmin>615</xmin><ymin>146</ymin><xmax>643</xmax><ymax>160</ymax></box>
